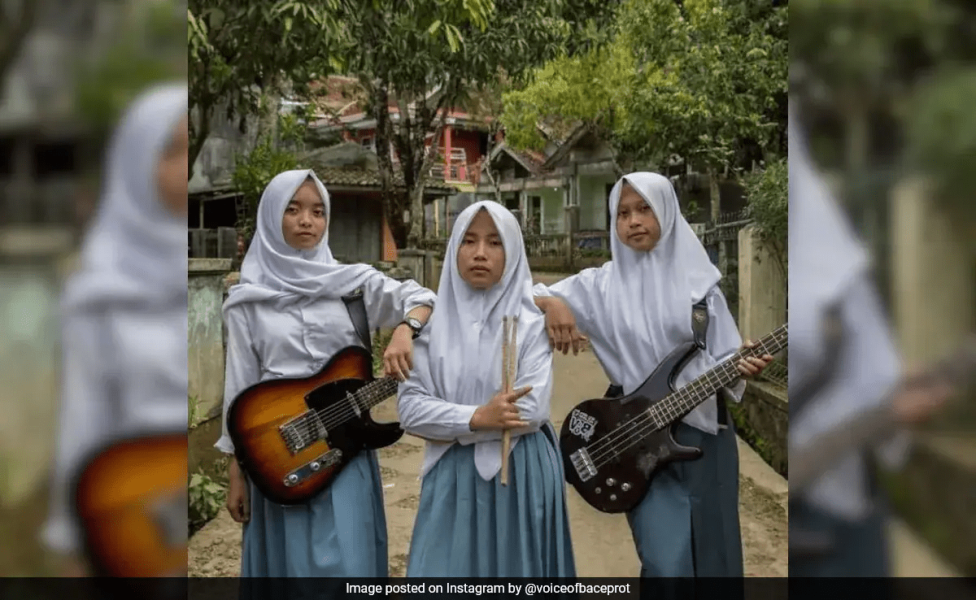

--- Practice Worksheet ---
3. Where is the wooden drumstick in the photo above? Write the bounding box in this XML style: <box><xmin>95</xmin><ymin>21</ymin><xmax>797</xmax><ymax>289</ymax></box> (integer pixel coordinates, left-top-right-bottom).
<box><xmin>500</xmin><ymin>315</ymin><xmax>519</xmax><ymax>486</ymax></box>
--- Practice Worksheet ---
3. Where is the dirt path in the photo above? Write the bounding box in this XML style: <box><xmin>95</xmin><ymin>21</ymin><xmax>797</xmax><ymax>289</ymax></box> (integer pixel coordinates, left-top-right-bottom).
<box><xmin>188</xmin><ymin>346</ymin><xmax>789</xmax><ymax>577</ymax></box>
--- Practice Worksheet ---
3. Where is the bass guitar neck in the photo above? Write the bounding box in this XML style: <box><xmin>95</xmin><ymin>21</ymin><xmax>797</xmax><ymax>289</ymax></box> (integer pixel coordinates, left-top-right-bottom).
<box><xmin>560</xmin><ymin>324</ymin><xmax>788</xmax><ymax>514</ymax></box>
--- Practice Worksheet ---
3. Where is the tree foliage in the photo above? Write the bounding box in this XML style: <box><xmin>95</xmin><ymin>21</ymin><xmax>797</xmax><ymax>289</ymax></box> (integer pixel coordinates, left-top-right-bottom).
<box><xmin>74</xmin><ymin>2</ymin><xmax>185</xmax><ymax>142</ymax></box>
<box><xmin>187</xmin><ymin>0</ymin><xmax>346</xmax><ymax>165</ymax></box>
<box><xmin>792</xmin><ymin>0</ymin><xmax>976</xmax><ymax>222</ymax></box>
<box><xmin>231</xmin><ymin>114</ymin><xmax>307</xmax><ymax>243</ymax></box>
<box><xmin>743</xmin><ymin>157</ymin><xmax>787</xmax><ymax>273</ymax></box>
<box><xmin>501</xmin><ymin>0</ymin><xmax>787</xmax><ymax>184</ymax></box>
<box><xmin>321</xmin><ymin>0</ymin><xmax>618</xmax><ymax>248</ymax></box>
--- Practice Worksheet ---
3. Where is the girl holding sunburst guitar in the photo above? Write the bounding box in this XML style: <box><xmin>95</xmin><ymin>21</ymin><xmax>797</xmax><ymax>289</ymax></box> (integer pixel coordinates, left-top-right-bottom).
<box><xmin>42</xmin><ymin>84</ymin><xmax>190</xmax><ymax>578</ymax></box>
<box><xmin>216</xmin><ymin>169</ymin><xmax>435</xmax><ymax>578</ymax></box>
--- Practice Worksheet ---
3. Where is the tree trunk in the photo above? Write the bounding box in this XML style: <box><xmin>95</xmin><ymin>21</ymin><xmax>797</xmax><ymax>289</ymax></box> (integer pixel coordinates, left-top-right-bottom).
<box><xmin>258</xmin><ymin>77</ymin><xmax>280</xmax><ymax>146</ymax></box>
<box><xmin>0</xmin><ymin>1</ymin><xmax>42</xmax><ymax>85</ymax></box>
<box><xmin>708</xmin><ymin>167</ymin><xmax>721</xmax><ymax>223</ymax></box>
<box><xmin>188</xmin><ymin>106</ymin><xmax>212</xmax><ymax>170</ymax></box>
<box><xmin>372</xmin><ymin>84</ymin><xmax>406</xmax><ymax>248</ymax></box>
<box><xmin>406</xmin><ymin>119</ymin><xmax>447</xmax><ymax>247</ymax></box>
<box><xmin>383</xmin><ymin>192</ymin><xmax>410</xmax><ymax>250</ymax></box>
<box><xmin>707</xmin><ymin>166</ymin><xmax>727</xmax><ymax>275</ymax></box>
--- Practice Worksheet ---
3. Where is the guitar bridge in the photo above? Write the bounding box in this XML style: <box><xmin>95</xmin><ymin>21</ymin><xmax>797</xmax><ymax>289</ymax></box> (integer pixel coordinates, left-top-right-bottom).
<box><xmin>570</xmin><ymin>448</ymin><xmax>598</xmax><ymax>482</ymax></box>
<box><xmin>279</xmin><ymin>411</ymin><xmax>327</xmax><ymax>455</ymax></box>
<box><xmin>283</xmin><ymin>449</ymin><xmax>343</xmax><ymax>487</ymax></box>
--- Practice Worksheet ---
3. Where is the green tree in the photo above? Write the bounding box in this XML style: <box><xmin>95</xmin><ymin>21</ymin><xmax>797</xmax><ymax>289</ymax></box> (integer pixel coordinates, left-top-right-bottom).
<box><xmin>231</xmin><ymin>113</ymin><xmax>308</xmax><ymax>244</ymax></box>
<box><xmin>790</xmin><ymin>0</ymin><xmax>954</xmax><ymax>174</ymax></box>
<box><xmin>325</xmin><ymin>0</ymin><xmax>617</xmax><ymax>248</ymax></box>
<box><xmin>502</xmin><ymin>0</ymin><xmax>787</xmax><ymax>221</ymax></box>
<box><xmin>743</xmin><ymin>157</ymin><xmax>787</xmax><ymax>275</ymax></box>
<box><xmin>74</xmin><ymin>2</ymin><xmax>185</xmax><ymax>143</ymax></box>
<box><xmin>187</xmin><ymin>0</ymin><xmax>346</xmax><ymax>165</ymax></box>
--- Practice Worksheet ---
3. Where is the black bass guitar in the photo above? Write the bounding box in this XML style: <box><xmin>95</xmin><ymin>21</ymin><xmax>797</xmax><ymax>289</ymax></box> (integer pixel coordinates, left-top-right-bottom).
<box><xmin>560</xmin><ymin>324</ymin><xmax>787</xmax><ymax>513</ymax></box>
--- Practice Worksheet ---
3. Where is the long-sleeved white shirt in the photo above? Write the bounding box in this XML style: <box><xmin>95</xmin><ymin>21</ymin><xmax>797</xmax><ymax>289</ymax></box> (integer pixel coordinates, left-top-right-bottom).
<box><xmin>533</xmin><ymin>272</ymin><xmax>746</xmax><ymax>435</ymax></box>
<box><xmin>216</xmin><ymin>275</ymin><xmax>435</xmax><ymax>454</ymax></box>
<box><xmin>42</xmin><ymin>304</ymin><xmax>189</xmax><ymax>554</ymax></box>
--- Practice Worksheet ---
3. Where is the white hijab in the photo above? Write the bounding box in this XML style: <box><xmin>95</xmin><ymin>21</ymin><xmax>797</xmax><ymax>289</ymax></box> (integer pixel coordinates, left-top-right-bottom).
<box><xmin>593</xmin><ymin>173</ymin><xmax>731</xmax><ymax>420</ymax></box>
<box><xmin>788</xmin><ymin>102</ymin><xmax>905</xmax><ymax>518</ymax></box>
<box><xmin>788</xmin><ymin>103</ymin><xmax>871</xmax><ymax>384</ymax></box>
<box><xmin>223</xmin><ymin>169</ymin><xmax>377</xmax><ymax>311</ymax></box>
<box><xmin>414</xmin><ymin>200</ymin><xmax>550</xmax><ymax>480</ymax></box>
<box><xmin>61</xmin><ymin>83</ymin><xmax>188</xmax><ymax>312</ymax></box>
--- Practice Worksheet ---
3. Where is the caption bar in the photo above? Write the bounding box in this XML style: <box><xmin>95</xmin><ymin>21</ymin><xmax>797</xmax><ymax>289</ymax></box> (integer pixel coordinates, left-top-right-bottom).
<box><xmin>348</xmin><ymin>581</ymin><xmax>632</xmax><ymax>596</ymax></box>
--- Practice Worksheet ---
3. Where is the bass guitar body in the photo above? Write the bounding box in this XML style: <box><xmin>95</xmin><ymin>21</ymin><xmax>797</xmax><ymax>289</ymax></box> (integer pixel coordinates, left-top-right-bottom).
<box><xmin>560</xmin><ymin>341</ymin><xmax>703</xmax><ymax>514</ymax></box>
<box><xmin>227</xmin><ymin>346</ymin><xmax>402</xmax><ymax>505</ymax></box>
<box><xmin>74</xmin><ymin>432</ymin><xmax>188</xmax><ymax>577</ymax></box>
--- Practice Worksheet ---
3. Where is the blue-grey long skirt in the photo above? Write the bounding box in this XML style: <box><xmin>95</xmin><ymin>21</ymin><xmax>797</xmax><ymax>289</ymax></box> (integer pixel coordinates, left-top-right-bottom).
<box><xmin>788</xmin><ymin>463</ymin><xmax>891</xmax><ymax>578</ymax></box>
<box><xmin>240</xmin><ymin>450</ymin><xmax>388</xmax><ymax>577</ymax></box>
<box><xmin>406</xmin><ymin>424</ymin><xmax>576</xmax><ymax>577</ymax></box>
<box><xmin>627</xmin><ymin>419</ymin><xmax>743</xmax><ymax>578</ymax></box>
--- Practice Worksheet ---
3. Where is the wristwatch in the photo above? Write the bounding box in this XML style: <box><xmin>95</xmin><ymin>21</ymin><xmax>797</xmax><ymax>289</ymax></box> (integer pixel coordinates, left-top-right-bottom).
<box><xmin>399</xmin><ymin>317</ymin><xmax>424</xmax><ymax>339</ymax></box>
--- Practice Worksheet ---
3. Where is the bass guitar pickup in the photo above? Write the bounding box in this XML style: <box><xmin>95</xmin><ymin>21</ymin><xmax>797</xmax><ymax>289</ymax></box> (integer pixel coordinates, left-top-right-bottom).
<box><xmin>570</xmin><ymin>448</ymin><xmax>598</xmax><ymax>482</ymax></box>
<box><xmin>283</xmin><ymin>449</ymin><xmax>343</xmax><ymax>487</ymax></box>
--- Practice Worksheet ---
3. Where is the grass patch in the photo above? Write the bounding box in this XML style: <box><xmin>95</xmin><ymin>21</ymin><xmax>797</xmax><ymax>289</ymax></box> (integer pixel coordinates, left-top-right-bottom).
<box><xmin>728</xmin><ymin>402</ymin><xmax>786</xmax><ymax>478</ymax></box>
<box><xmin>189</xmin><ymin>469</ymin><xmax>227</xmax><ymax>537</ymax></box>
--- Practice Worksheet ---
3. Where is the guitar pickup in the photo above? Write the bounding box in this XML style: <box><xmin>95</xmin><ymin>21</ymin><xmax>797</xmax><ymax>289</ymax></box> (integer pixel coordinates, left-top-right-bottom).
<box><xmin>283</xmin><ymin>449</ymin><xmax>343</xmax><ymax>487</ymax></box>
<box><xmin>570</xmin><ymin>448</ymin><xmax>597</xmax><ymax>482</ymax></box>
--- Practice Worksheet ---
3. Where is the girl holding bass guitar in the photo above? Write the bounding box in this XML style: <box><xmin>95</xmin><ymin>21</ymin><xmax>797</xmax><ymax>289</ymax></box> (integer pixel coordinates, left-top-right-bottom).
<box><xmin>788</xmin><ymin>104</ymin><xmax>953</xmax><ymax>576</ymax></box>
<box><xmin>533</xmin><ymin>173</ymin><xmax>774</xmax><ymax>578</ymax></box>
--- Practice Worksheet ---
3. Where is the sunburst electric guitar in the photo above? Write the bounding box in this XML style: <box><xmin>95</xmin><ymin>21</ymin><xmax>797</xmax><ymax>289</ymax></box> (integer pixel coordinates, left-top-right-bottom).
<box><xmin>74</xmin><ymin>431</ymin><xmax>188</xmax><ymax>577</ymax></box>
<box><xmin>226</xmin><ymin>345</ymin><xmax>402</xmax><ymax>505</ymax></box>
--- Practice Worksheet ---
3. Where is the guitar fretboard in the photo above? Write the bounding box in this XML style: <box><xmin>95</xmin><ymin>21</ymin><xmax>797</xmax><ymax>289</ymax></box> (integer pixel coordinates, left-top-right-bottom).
<box><xmin>353</xmin><ymin>377</ymin><xmax>400</xmax><ymax>411</ymax></box>
<box><xmin>650</xmin><ymin>324</ymin><xmax>788</xmax><ymax>427</ymax></box>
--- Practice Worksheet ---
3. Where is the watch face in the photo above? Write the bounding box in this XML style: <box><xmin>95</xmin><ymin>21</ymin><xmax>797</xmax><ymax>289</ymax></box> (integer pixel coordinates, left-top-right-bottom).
<box><xmin>407</xmin><ymin>318</ymin><xmax>422</xmax><ymax>330</ymax></box>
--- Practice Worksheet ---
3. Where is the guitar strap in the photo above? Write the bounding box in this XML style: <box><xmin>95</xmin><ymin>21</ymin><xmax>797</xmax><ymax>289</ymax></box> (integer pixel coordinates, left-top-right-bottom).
<box><xmin>341</xmin><ymin>288</ymin><xmax>374</xmax><ymax>355</ymax></box>
<box><xmin>690</xmin><ymin>298</ymin><xmax>729</xmax><ymax>428</ymax></box>
<box><xmin>789</xmin><ymin>303</ymin><xmax>845</xmax><ymax>423</ymax></box>
<box><xmin>691</xmin><ymin>298</ymin><xmax>709</xmax><ymax>350</ymax></box>
<box><xmin>606</xmin><ymin>300</ymin><xmax>716</xmax><ymax>410</ymax></box>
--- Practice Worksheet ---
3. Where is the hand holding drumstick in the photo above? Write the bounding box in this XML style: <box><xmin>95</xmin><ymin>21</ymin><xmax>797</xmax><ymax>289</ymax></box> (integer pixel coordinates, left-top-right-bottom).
<box><xmin>500</xmin><ymin>316</ymin><xmax>519</xmax><ymax>485</ymax></box>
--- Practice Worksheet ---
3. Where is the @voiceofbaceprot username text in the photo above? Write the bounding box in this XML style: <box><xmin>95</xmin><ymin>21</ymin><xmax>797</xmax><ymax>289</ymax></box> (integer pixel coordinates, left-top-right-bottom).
<box><xmin>347</xmin><ymin>582</ymin><xmax>632</xmax><ymax>596</ymax></box>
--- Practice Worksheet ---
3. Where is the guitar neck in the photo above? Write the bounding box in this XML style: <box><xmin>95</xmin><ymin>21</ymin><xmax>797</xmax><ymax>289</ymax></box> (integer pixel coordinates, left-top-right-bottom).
<box><xmin>355</xmin><ymin>376</ymin><xmax>400</xmax><ymax>411</ymax></box>
<box><xmin>789</xmin><ymin>332</ymin><xmax>976</xmax><ymax>491</ymax></box>
<box><xmin>789</xmin><ymin>401</ymin><xmax>897</xmax><ymax>492</ymax></box>
<box><xmin>655</xmin><ymin>324</ymin><xmax>789</xmax><ymax>424</ymax></box>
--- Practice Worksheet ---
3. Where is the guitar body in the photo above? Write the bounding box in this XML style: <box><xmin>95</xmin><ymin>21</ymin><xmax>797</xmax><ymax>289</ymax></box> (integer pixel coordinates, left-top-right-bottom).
<box><xmin>227</xmin><ymin>346</ymin><xmax>403</xmax><ymax>505</ymax></box>
<box><xmin>74</xmin><ymin>432</ymin><xmax>188</xmax><ymax>577</ymax></box>
<box><xmin>560</xmin><ymin>341</ymin><xmax>705</xmax><ymax>514</ymax></box>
